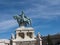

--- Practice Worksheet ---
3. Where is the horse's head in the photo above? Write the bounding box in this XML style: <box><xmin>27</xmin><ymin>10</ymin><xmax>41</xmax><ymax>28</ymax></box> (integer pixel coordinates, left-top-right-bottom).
<box><xmin>13</xmin><ymin>15</ymin><xmax>20</xmax><ymax>20</ymax></box>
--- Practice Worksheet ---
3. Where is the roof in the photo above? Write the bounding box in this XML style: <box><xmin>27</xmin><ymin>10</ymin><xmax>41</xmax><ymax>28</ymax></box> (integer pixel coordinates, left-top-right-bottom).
<box><xmin>0</xmin><ymin>39</ymin><xmax>10</xmax><ymax>43</ymax></box>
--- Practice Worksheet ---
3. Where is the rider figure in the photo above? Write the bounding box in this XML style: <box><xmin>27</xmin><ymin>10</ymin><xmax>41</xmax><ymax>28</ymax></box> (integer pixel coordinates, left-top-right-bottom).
<box><xmin>13</xmin><ymin>11</ymin><xmax>31</xmax><ymax>27</ymax></box>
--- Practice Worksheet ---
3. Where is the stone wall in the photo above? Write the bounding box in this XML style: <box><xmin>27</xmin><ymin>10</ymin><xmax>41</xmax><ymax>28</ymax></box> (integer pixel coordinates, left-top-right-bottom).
<box><xmin>0</xmin><ymin>39</ymin><xmax>10</xmax><ymax>45</ymax></box>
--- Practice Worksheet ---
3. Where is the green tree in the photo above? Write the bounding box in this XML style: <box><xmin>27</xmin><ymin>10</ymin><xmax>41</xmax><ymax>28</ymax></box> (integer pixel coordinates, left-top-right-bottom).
<box><xmin>47</xmin><ymin>34</ymin><xmax>53</xmax><ymax>45</ymax></box>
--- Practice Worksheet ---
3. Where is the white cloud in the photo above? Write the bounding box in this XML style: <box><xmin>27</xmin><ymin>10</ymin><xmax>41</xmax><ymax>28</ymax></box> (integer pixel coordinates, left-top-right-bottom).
<box><xmin>47</xmin><ymin>0</ymin><xmax>60</xmax><ymax>5</ymax></box>
<box><xmin>25</xmin><ymin>0</ymin><xmax>60</xmax><ymax>20</ymax></box>
<box><xmin>0</xmin><ymin>20</ymin><xmax>17</xmax><ymax>33</ymax></box>
<box><xmin>34</xmin><ymin>24</ymin><xmax>51</xmax><ymax>29</ymax></box>
<box><xmin>0</xmin><ymin>1</ymin><xmax>25</xmax><ymax>5</ymax></box>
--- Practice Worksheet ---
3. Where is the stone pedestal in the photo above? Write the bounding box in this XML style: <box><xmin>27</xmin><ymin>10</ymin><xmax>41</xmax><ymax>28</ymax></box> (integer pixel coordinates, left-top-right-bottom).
<box><xmin>12</xmin><ymin>26</ymin><xmax>36</xmax><ymax>45</ymax></box>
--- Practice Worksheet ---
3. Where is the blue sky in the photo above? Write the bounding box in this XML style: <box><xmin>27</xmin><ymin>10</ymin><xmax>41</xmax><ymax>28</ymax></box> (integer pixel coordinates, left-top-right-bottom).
<box><xmin>0</xmin><ymin>0</ymin><xmax>60</xmax><ymax>39</ymax></box>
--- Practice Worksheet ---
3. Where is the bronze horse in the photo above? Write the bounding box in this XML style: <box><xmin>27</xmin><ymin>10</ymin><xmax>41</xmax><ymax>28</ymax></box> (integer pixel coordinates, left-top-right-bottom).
<box><xmin>13</xmin><ymin>12</ymin><xmax>31</xmax><ymax>27</ymax></box>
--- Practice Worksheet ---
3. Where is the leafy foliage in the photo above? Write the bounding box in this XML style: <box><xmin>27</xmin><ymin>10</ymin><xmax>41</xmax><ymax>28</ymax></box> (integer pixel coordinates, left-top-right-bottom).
<box><xmin>47</xmin><ymin>34</ymin><xmax>53</xmax><ymax>45</ymax></box>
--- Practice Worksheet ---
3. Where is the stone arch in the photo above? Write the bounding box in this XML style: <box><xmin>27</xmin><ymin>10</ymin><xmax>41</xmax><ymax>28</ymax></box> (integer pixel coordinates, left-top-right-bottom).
<box><xmin>18</xmin><ymin>33</ymin><xmax>25</xmax><ymax>38</ymax></box>
<box><xmin>27</xmin><ymin>32</ymin><xmax>33</xmax><ymax>38</ymax></box>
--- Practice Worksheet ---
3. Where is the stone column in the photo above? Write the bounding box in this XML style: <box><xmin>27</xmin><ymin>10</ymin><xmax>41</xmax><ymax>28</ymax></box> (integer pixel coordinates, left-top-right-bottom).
<box><xmin>13</xmin><ymin>42</ymin><xmax>16</xmax><ymax>45</ymax></box>
<box><xmin>16</xmin><ymin>31</ymin><xmax>18</xmax><ymax>38</ymax></box>
<box><xmin>24</xmin><ymin>32</ymin><xmax>27</xmax><ymax>39</ymax></box>
<box><xmin>32</xmin><ymin>32</ymin><xmax>35</xmax><ymax>39</ymax></box>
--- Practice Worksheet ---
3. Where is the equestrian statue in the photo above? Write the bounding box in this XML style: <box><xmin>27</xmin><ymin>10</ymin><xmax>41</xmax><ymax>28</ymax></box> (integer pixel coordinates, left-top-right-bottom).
<box><xmin>13</xmin><ymin>11</ymin><xmax>31</xmax><ymax>27</ymax></box>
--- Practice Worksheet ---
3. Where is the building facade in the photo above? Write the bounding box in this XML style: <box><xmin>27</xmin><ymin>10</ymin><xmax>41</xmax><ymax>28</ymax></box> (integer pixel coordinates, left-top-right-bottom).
<box><xmin>42</xmin><ymin>34</ymin><xmax>60</xmax><ymax>45</ymax></box>
<box><xmin>0</xmin><ymin>39</ymin><xmax>10</xmax><ymax>45</ymax></box>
